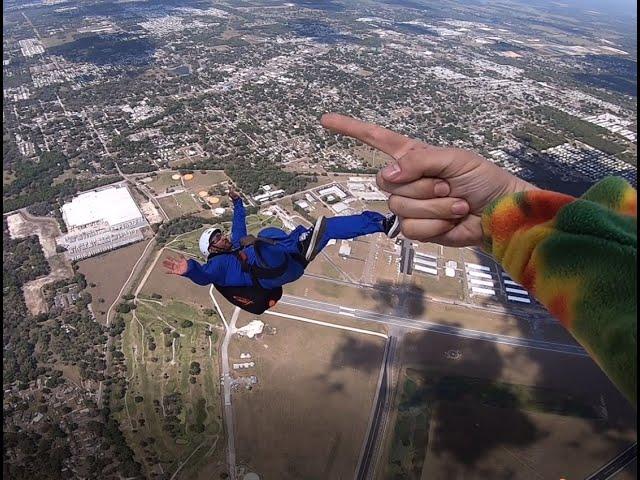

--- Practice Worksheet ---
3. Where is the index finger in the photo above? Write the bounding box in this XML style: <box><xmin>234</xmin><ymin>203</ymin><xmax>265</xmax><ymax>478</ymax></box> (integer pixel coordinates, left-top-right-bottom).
<box><xmin>320</xmin><ymin>113</ymin><xmax>416</xmax><ymax>160</ymax></box>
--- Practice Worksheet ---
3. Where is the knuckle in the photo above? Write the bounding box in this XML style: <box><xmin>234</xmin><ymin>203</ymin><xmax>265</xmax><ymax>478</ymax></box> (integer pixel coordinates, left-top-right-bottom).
<box><xmin>388</xmin><ymin>195</ymin><xmax>404</xmax><ymax>213</ymax></box>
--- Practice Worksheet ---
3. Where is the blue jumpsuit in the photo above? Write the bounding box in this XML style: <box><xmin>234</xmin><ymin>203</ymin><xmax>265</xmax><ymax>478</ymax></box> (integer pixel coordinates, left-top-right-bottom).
<box><xmin>184</xmin><ymin>198</ymin><xmax>386</xmax><ymax>289</ymax></box>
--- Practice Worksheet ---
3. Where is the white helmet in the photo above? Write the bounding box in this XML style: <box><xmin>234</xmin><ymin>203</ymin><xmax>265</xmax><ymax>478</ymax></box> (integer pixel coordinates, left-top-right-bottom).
<box><xmin>199</xmin><ymin>226</ymin><xmax>222</xmax><ymax>258</ymax></box>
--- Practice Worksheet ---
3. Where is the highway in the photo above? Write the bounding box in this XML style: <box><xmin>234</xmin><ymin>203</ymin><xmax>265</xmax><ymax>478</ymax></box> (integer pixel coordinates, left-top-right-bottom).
<box><xmin>278</xmin><ymin>295</ymin><xmax>588</xmax><ymax>356</ymax></box>
<box><xmin>585</xmin><ymin>443</ymin><xmax>637</xmax><ymax>480</ymax></box>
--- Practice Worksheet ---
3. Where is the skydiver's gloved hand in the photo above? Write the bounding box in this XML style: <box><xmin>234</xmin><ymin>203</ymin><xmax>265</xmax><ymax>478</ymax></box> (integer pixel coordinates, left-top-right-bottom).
<box><xmin>320</xmin><ymin>113</ymin><xmax>537</xmax><ymax>246</ymax></box>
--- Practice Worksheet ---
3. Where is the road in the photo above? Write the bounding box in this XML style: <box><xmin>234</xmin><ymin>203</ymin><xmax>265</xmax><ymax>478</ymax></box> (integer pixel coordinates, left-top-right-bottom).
<box><xmin>355</xmin><ymin>336</ymin><xmax>397</xmax><ymax>480</ymax></box>
<box><xmin>278</xmin><ymin>295</ymin><xmax>588</xmax><ymax>356</ymax></box>
<box><xmin>585</xmin><ymin>443</ymin><xmax>637</xmax><ymax>480</ymax></box>
<box><xmin>210</xmin><ymin>287</ymin><xmax>238</xmax><ymax>480</ymax></box>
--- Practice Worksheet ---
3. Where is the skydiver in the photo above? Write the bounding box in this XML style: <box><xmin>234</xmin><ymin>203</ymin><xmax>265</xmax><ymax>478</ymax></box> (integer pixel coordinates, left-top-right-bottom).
<box><xmin>163</xmin><ymin>186</ymin><xmax>400</xmax><ymax>314</ymax></box>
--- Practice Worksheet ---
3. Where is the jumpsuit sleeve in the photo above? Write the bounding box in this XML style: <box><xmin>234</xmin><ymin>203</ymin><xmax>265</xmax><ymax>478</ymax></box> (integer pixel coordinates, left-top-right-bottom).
<box><xmin>481</xmin><ymin>176</ymin><xmax>637</xmax><ymax>405</ymax></box>
<box><xmin>183</xmin><ymin>258</ymin><xmax>225</xmax><ymax>286</ymax></box>
<box><xmin>231</xmin><ymin>197</ymin><xmax>248</xmax><ymax>248</ymax></box>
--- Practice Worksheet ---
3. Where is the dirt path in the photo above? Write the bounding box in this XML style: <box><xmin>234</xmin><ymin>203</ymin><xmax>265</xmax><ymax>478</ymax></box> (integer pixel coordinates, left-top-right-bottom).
<box><xmin>7</xmin><ymin>210</ymin><xmax>74</xmax><ymax>315</ymax></box>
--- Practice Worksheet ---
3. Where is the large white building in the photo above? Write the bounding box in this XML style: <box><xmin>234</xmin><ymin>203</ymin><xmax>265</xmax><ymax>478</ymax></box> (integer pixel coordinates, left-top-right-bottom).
<box><xmin>57</xmin><ymin>184</ymin><xmax>148</xmax><ymax>260</ymax></box>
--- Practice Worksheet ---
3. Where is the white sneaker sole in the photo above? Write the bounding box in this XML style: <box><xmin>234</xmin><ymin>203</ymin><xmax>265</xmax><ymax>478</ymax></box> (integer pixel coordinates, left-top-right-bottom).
<box><xmin>305</xmin><ymin>216</ymin><xmax>325</xmax><ymax>261</ymax></box>
<box><xmin>387</xmin><ymin>216</ymin><xmax>401</xmax><ymax>239</ymax></box>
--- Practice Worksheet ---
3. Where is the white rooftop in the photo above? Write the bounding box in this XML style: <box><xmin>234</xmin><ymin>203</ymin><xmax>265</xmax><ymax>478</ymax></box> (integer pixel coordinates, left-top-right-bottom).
<box><xmin>62</xmin><ymin>185</ymin><xmax>143</xmax><ymax>229</ymax></box>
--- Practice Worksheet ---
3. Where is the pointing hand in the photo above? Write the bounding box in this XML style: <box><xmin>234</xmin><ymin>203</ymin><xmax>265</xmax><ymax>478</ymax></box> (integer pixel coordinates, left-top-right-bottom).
<box><xmin>321</xmin><ymin>113</ymin><xmax>537</xmax><ymax>247</ymax></box>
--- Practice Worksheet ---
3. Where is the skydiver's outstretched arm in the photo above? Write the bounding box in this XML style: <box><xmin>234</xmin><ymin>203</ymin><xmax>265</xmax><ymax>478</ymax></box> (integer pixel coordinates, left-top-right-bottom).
<box><xmin>163</xmin><ymin>254</ymin><xmax>225</xmax><ymax>286</ymax></box>
<box><xmin>229</xmin><ymin>188</ymin><xmax>247</xmax><ymax>247</ymax></box>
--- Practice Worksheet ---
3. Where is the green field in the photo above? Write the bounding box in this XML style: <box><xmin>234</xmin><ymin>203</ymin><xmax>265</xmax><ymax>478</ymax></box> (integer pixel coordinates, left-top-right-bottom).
<box><xmin>147</xmin><ymin>172</ymin><xmax>182</xmax><ymax>195</ymax></box>
<box><xmin>115</xmin><ymin>299</ymin><xmax>224</xmax><ymax>478</ymax></box>
<box><xmin>158</xmin><ymin>192</ymin><xmax>202</xmax><ymax>219</ymax></box>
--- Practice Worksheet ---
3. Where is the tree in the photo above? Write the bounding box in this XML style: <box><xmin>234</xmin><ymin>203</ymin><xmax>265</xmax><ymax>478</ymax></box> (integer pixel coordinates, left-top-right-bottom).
<box><xmin>189</xmin><ymin>362</ymin><xmax>201</xmax><ymax>375</ymax></box>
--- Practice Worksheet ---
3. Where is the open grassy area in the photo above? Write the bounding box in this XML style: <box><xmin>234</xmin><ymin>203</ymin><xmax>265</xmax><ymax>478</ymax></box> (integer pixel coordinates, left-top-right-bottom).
<box><xmin>183</xmin><ymin>171</ymin><xmax>229</xmax><ymax>194</ymax></box>
<box><xmin>380</xmin><ymin>331</ymin><xmax>637</xmax><ymax>480</ymax></box>
<box><xmin>232</xmin><ymin>313</ymin><xmax>385</xmax><ymax>479</ymax></box>
<box><xmin>115</xmin><ymin>299</ymin><xmax>225</xmax><ymax>478</ymax></box>
<box><xmin>158</xmin><ymin>192</ymin><xmax>202</xmax><ymax>219</ymax></box>
<box><xmin>79</xmin><ymin>241</ymin><xmax>149</xmax><ymax>324</ymax></box>
<box><xmin>147</xmin><ymin>172</ymin><xmax>182</xmax><ymax>195</ymax></box>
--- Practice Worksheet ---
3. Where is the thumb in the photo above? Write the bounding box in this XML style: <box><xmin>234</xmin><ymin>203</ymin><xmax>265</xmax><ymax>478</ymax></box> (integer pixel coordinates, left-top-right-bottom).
<box><xmin>380</xmin><ymin>147</ymin><xmax>452</xmax><ymax>184</ymax></box>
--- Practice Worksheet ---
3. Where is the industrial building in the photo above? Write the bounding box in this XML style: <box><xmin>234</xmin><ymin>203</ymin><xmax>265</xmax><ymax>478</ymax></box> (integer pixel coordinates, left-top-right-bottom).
<box><xmin>57</xmin><ymin>184</ymin><xmax>148</xmax><ymax>260</ymax></box>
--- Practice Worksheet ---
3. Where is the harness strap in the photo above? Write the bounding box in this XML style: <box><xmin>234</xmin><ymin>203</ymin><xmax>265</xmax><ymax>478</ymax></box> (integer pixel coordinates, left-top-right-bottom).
<box><xmin>210</xmin><ymin>237</ymin><xmax>308</xmax><ymax>287</ymax></box>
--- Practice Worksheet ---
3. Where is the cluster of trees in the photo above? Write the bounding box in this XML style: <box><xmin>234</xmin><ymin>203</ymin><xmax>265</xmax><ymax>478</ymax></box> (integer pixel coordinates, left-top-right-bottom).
<box><xmin>118</xmin><ymin>161</ymin><xmax>158</xmax><ymax>174</ymax></box>
<box><xmin>536</xmin><ymin>105</ymin><xmax>627</xmax><ymax>157</ymax></box>
<box><xmin>3</xmin><ymin>220</ymin><xmax>51</xmax><ymax>386</ymax></box>
<box><xmin>189</xmin><ymin>156</ymin><xmax>311</xmax><ymax>195</ymax></box>
<box><xmin>4</xmin><ymin>175</ymin><xmax>121</xmax><ymax>214</ymax></box>
<box><xmin>513</xmin><ymin>123</ymin><xmax>565</xmax><ymax>151</ymax></box>
<box><xmin>156</xmin><ymin>215</ymin><xmax>208</xmax><ymax>245</ymax></box>
<box><xmin>3</xmin><ymin>151</ymin><xmax>69</xmax><ymax>199</ymax></box>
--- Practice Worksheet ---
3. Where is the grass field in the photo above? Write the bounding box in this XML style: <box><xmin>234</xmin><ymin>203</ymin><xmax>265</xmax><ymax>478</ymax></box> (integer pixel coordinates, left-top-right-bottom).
<box><xmin>147</xmin><ymin>172</ymin><xmax>182</xmax><ymax>195</ymax></box>
<box><xmin>354</xmin><ymin>145</ymin><xmax>393</xmax><ymax>168</ymax></box>
<box><xmin>183</xmin><ymin>171</ymin><xmax>229</xmax><ymax>194</ymax></box>
<box><xmin>79</xmin><ymin>241</ymin><xmax>149</xmax><ymax>324</ymax></box>
<box><xmin>231</xmin><ymin>313</ymin><xmax>386</xmax><ymax>479</ymax></box>
<box><xmin>158</xmin><ymin>192</ymin><xmax>202</xmax><ymax>219</ymax></box>
<box><xmin>115</xmin><ymin>299</ymin><xmax>226</xmax><ymax>479</ymax></box>
<box><xmin>139</xmin><ymin>250</ymin><xmax>215</xmax><ymax>308</ymax></box>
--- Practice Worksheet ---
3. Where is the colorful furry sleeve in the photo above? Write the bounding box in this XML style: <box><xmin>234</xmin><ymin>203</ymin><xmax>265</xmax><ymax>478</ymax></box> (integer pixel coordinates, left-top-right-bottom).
<box><xmin>481</xmin><ymin>177</ymin><xmax>637</xmax><ymax>405</ymax></box>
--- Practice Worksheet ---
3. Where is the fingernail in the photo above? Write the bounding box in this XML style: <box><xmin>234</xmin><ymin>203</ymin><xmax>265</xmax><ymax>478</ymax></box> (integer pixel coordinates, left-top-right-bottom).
<box><xmin>451</xmin><ymin>201</ymin><xmax>468</xmax><ymax>216</ymax></box>
<box><xmin>434</xmin><ymin>181</ymin><xmax>450</xmax><ymax>197</ymax></box>
<box><xmin>382</xmin><ymin>162</ymin><xmax>401</xmax><ymax>178</ymax></box>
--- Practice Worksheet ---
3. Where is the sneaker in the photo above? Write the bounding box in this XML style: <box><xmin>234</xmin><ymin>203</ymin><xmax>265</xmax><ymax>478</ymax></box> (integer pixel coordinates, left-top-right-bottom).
<box><xmin>304</xmin><ymin>216</ymin><xmax>327</xmax><ymax>262</ymax></box>
<box><xmin>383</xmin><ymin>214</ymin><xmax>401</xmax><ymax>239</ymax></box>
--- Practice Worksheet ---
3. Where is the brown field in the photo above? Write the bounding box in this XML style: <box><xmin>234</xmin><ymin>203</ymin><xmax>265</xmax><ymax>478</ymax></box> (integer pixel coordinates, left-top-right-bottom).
<box><xmin>80</xmin><ymin>241</ymin><xmax>149</xmax><ymax>323</ymax></box>
<box><xmin>304</xmin><ymin>253</ymin><xmax>348</xmax><ymax>281</ymax></box>
<box><xmin>362</xmin><ymin>200</ymin><xmax>390</xmax><ymax>214</ymax></box>
<box><xmin>158</xmin><ymin>192</ymin><xmax>202</xmax><ymax>219</ymax></box>
<box><xmin>3</xmin><ymin>169</ymin><xmax>16</xmax><ymax>185</ymax></box>
<box><xmin>354</xmin><ymin>145</ymin><xmax>393</xmax><ymax>168</ymax></box>
<box><xmin>378</xmin><ymin>331</ymin><xmax>637</xmax><ymax>480</ymax></box>
<box><xmin>182</xmin><ymin>170</ymin><xmax>229</xmax><ymax>194</ymax></box>
<box><xmin>411</xmin><ymin>271</ymin><xmax>465</xmax><ymax>301</ymax></box>
<box><xmin>231</xmin><ymin>313</ymin><xmax>386</xmax><ymax>479</ymax></box>
<box><xmin>139</xmin><ymin>249</ymin><xmax>215</xmax><ymax>309</ymax></box>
